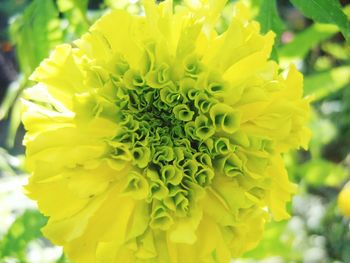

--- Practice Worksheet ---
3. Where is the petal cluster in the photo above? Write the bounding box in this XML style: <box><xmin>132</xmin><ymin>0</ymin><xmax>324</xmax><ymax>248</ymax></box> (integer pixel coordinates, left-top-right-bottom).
<box><xmin>22</xmin><ymin>1</ymin><xmax>311</xmax><ymax>262</ymax></box>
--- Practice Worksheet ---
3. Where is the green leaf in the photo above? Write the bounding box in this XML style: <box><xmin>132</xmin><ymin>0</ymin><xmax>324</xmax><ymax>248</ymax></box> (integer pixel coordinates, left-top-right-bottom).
<box><xmin>256</xmin><ymin>0</ymin><xmax>285</xmax><ymax>37</ymax></box>
<box><xmin>304</xmin><ymin>66</ymin><xmax>350</xmax><ymax>101</ymax></box>
<box><xmin>0</xmin><ymin>210</ymin><xmax>47</xmax><ymax>261</ymax></box>
<box><xmin>290</xmin><ymin>0</ymin><xmax>350</xmax><ymax>44</ymax></box>
<box><xmin>279</xmin><ymin>23</ymin><xmax>338</xmax><ymax>60</ymax></box>
<box><xmin>9</xmin><ymin>0</ymin><xmax>63</xmax><ymax>77</ymax></box>
<box><xmin>255</xmin><ymin>0</ymin><xmax>285</xmax><ymax>62</ymax></box>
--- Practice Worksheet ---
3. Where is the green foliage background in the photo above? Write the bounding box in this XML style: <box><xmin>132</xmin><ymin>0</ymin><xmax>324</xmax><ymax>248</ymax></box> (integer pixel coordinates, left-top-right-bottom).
<box><xmin>0</xmin><ymin>0</ymin><xmax>350</xmax><ymax>262</ymax></box>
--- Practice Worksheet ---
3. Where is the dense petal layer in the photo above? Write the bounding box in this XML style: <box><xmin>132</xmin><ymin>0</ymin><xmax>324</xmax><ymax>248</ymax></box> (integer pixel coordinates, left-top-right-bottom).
<box><xmin>23</xmin><ymin>1</ymin><xmax>310</xmax><ymax>262</ymax></box>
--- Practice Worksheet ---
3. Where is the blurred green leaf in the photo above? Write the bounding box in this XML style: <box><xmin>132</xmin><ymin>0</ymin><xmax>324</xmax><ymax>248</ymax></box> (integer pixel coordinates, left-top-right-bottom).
<box><xmin>0</xmin><ymin>210</ymin><xmax>47</xmax><ymax>261</ymax></box>
<box><xmin>0</xmin><ymin>148</ymin><xmax>16</xmax><ymax>175</ymax></box>
<box><xmin>6</xmin><ymin>97</ymin><xmax>23</xmax><ymax>148</ymax></box>
<box><xmin>58</xmin><ymin>0</ymin><xmax>89</xmax><ymax>12</ymax></box>
<box><xmin>243</xmin><ymin>221</ymin><xmax>301</xmax><ymax>260</ymax></box>
<box><xmin>304</xmin><ymin>66</ymin><xmax>350</xmax><ymax>101</ymax></box>
<box><xmin>57</xmin><ymin>0</ymin><xmax>90</xmax><ymax>39</ymax></box>
<box><xmin>9</xmin><ymin>0</ymin><xmax>63</xmax><ymax>77</ymax></box>
<box><xmin>3</xmin><ymin>0</ymin><xmax>63</xmax><ymax>143</ymax></box>
<box><xmin>322</xmin><ymin>202</ymin><xmax>350</xmax><ymax>260</ymax></box>
<box><xmin>105</xmin><ymin>0</ymin><xmax>141</xmax><ymax>12</ymax></box>
<box><xmin>279</xmin><ymin>23</ymin><xmax>338</xmax><ymax>60</ymax></box>
<box><xmin>0</xmin><ymin>76</ymin><xmax>28</xmax><ymax>145</ymax></box>
<box><xmin>321</xmin><ymin>42</ymin><xmax>350</xmax><ymax>60</ymax></box>
<box><xmin>309</xmin><ymin>114</ymin><xmax>337</xmax><ymax>158</ymax></box>
<box><xmin>290</xmin><ymin>0</ymin><xmax>350</xmax><ymax>44</ymax></box>
<box><xmin>300</xmin><ymin>159</ymin><xmax>347</xmax><ymax>187</ymax></box>
<box><xmin>0</xmin><ymin>78</ymin><xmax>23</xmax><ymax>120</ymax></box>
<box><xmin>0</xmin><ymin>0</ymin><xmax>29</xmax><ymax>14</ymax></box>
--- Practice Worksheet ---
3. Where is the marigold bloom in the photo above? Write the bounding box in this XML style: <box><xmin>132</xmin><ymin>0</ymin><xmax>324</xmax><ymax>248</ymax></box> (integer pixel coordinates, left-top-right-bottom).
<box><xmin>22</xmin><ymin>0</ymin><xmax>311</xmax><ymax>262</ymax></box>
<box><xmin>338</xmin><ymin>184</ymin><xmax>350</xmax><ymax>217</ymax></box>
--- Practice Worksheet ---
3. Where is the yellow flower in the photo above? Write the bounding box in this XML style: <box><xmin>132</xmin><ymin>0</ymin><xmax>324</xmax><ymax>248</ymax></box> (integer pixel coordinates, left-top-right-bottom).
<box><xmin>22</xmin><ymin>0</ymin><xmax>311</xmax><ymax>262</ymax></box>
<box><xmin>338</xmin><ymin>184</ymin><xmax>350</xmax><ymax>217</ymax></box>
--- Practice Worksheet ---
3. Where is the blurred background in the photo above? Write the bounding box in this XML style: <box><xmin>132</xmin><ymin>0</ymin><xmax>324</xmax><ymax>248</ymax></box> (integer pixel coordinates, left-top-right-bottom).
<box><xmin>0</xmin><ymin>0</ymin><xmax>350</xmax><ymax>262</ymax></box>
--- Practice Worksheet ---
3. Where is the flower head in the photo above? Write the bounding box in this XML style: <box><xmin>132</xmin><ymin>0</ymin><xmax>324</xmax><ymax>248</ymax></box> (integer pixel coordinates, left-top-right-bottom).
<box><xmin>338</xmin><ymin>184</ymin><xmax>350</xmax><ymax>217</ymax></box>
<box><xmin>22</xmin><ymin>0</ymin><xmax>311</xmax><ymax>262</ymax></box>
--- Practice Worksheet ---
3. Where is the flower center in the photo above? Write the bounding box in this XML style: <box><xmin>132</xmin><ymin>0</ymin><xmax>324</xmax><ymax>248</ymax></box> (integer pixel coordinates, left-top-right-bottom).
<box><xmin>105</xmin><ymin>54</ymin><xmax>241</xmax><ymax>229</ymax></box>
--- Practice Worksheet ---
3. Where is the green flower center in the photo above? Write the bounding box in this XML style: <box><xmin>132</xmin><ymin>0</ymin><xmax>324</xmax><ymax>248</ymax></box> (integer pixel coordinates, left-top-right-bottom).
<box><xmin>102</xmin><ymin>53</ymin><xmax>241</xmax><ymax>229</ymax></box>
